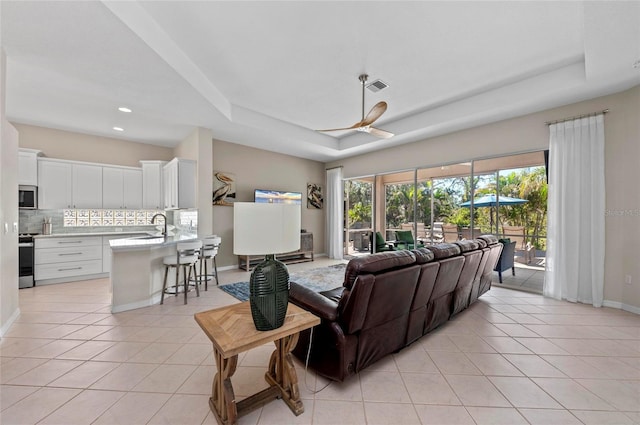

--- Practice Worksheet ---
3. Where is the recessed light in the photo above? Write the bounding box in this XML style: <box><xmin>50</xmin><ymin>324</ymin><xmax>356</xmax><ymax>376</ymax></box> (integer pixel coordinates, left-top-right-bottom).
<box><xmin>118</xmin><ymin>107</ymin><xmax>132</xmax><ymax>113</ymax></box>
<box><xmin>113</xmin><ymin>127</ymin><xmax>124</xmax><ymax>132</ymax></box>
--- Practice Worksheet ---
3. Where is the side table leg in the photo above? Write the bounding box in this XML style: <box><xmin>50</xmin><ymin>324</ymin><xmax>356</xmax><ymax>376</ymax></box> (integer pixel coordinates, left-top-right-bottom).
<box><xmin>211</xmin><ymin>349</ymin><xmax>238</xmax><ymax>425</ymax></box>
<box><xmin>265</xmin><ymin>333</ymin><xmax>304</xmax><ymax>415</ymax></box>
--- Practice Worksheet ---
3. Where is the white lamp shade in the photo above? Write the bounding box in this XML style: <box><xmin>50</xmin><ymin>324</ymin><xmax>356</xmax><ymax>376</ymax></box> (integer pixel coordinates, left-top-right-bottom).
<box><xmin>233</xmin><ymin>202</ymin><xmax>301</xmax><ymax>256</ymax></box>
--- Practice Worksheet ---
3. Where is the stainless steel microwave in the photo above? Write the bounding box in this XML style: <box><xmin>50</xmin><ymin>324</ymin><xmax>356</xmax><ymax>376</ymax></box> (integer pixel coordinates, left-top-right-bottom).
<box><xmin>19</xmin><ymin>185</ymin><xmax>38</xmax><ymax>209</ymax></box>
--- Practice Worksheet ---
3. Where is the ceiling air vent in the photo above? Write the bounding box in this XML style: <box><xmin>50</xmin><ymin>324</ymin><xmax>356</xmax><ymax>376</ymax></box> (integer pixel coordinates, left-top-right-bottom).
<box><xmin>366</xmin><ymin>79</ymin><xmax>389</xmax><ymax>93</ymax></box>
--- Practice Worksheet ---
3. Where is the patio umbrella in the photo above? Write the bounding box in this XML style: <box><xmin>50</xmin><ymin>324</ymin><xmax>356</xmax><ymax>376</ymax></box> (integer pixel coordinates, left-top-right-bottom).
<box><xmin>460</xmin><ymin>194</ymin><xmax>528</xmax><ymax>233</ymax></box>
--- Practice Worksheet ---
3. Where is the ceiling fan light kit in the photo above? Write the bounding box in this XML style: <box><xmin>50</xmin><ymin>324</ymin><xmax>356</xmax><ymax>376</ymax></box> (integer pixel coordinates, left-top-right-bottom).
<box><xmin>317</xmin><ymin>74</ymin><xmax>394</xmax><ymax>139</ymax></box>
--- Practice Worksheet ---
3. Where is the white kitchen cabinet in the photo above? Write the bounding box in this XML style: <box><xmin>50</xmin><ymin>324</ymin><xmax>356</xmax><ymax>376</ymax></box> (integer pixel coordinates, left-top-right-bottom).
<box><xmin>140</xmin><ymin>160</ymin><xmax>166</xmax><ymax>210</ymax></box>
<box><xmin>18</xmin><ymin>148</ymin><xmax>42</xmax><ymax>186</ymax></box>
<box><xmin>38</xmin><ymin>159</ymin><xmax>103</xmax><ymax>209</ymax></box>
<box><xmin>38</xmin><ymin>159</ymin><xmax>73</xmax><ymax>209</ymax></box>
<box><xmin>72</xmin><ymin>164</ymin><xmax>103</xmax><ymax>208</ymax></box>
<box><xmin>103</xmin><ymin>167</ymin><xmax>143</xmax><ymax>209</ymax></box>
<box><xmin>35</xmin><ymin>236</ymin><xmax>103</xmax><ymax>283</ymax></box>
<box><xmin>163</xmin><ymin>158</ymin><xmax>196</xmax><ymax>209</ymax></box>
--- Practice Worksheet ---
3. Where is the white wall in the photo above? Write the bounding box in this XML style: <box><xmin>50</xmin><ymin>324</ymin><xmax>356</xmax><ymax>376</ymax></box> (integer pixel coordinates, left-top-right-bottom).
<box><xmin>212</xmin><ymin>139</ymin><xmax>326</xmax><ymax>268</ymax></box>
<box><xmin>328</xmin><ymin>85</ymin><xmax>640</xmax><ymax>312</ymax></box>
<box><xmin>0</xmin><ymin>48</ymin><xmax>21</xmax><ymax>336</ymax></box>
<box><xmin>174</xmin><ymin>127</ymin><xmax>213</xmax><ymax>237</ymax></box>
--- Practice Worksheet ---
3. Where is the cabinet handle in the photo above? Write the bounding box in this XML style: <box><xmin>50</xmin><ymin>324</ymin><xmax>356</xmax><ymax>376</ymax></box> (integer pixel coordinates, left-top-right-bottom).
<box><xmin>58</xmin><ymin>267</ymin><xmax>82</xmax><ymax>271</ymax></box>
<box><xmin>58</xmin><ymin>241</ymin><xmax>83</xmax><ymax>244</ymax></box>
<box><xmin>58</xmin><ymin>252</ymin><xmax>82</xmax><ymax>256</ymax></box>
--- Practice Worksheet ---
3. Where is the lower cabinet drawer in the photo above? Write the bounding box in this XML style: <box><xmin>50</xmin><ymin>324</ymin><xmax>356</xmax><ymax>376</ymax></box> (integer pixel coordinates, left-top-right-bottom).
<box><xmin>35</xmin><ymin>259</ymin><xmax>103</xmax><ymax>281</ymax></box>
<box><xmin>35</xmin><ymin>245</ymin><xmax>102</xmax><ymax>265</ymax></box>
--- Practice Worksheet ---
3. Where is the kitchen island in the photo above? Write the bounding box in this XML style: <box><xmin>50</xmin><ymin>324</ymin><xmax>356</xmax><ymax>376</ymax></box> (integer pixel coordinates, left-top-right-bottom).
<box><xmin>109</xmin><ymin>232</ymin><xmax>198</xmax><ymax>313</ymax></box>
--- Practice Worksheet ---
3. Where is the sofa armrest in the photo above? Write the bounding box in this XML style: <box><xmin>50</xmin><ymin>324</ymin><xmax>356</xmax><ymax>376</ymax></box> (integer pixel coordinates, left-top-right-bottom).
<box><xmin>290</xmin><ymin>282</ymin><xmax>339</xmax><ymax>321</ymax></box>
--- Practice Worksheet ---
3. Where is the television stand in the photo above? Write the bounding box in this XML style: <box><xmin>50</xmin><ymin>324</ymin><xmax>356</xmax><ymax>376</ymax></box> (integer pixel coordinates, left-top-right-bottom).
<box><xmin>238</xmin><ymin>233</ymin><xmax>313</xmax><ymax>271</ymax></box>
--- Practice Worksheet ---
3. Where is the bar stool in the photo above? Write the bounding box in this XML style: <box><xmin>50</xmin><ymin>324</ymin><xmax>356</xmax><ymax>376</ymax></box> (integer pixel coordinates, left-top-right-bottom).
<box><xmin>191</xmin><ymin>235</ymin><xmax>221</xmax><ymax>291</ymax></box>
<box><xmin>161</xmin><ymin>240</ymin><xmax>202</xmax><ymax>305</ymax></box>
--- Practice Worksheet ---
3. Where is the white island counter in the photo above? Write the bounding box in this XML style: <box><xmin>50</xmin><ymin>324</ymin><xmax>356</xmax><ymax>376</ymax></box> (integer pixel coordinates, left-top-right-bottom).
<box><xmin>109</xmin><ymin>233</ymin><xmax>198</xmax><ymax>313</ymax></box>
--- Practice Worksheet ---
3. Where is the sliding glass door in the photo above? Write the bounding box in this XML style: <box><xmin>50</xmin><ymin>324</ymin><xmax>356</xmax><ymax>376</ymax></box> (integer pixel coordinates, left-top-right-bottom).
<box><xmin>344</xmin><ymin>178</ymin><xmax>374</xmax><ymax>257</ymax></box>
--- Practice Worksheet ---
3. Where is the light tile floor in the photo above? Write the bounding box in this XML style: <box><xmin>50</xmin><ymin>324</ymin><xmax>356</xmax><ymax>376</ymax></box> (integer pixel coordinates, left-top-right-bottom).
<box><xmin>2</xmin><ymin>258</ymin><xmax>639</xmax><ymax>424</ymax></box>
<box><xmin>493</xmin><ymin>263</ymin><xmax>545</xmax><ymax>294</ymax></box>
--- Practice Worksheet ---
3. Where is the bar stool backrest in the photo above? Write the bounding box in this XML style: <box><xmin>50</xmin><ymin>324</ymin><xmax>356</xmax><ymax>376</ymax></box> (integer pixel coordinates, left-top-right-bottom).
<box><xmin>176</xmin><ymin>240</ymin><xmax>202</xmax><ymax>264</ymax></box>
<box><xmin>202</xmin><ymin>236</ymin><xmax>221</xmax><ymax>257</ymax></box>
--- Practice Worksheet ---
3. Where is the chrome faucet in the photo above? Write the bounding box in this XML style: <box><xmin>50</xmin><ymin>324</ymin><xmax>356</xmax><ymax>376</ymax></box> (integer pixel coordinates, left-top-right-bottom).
<box><xmin>151</xmin><ymin>213</ymin><xmax>167</xmax><ymax>236</ymax></box>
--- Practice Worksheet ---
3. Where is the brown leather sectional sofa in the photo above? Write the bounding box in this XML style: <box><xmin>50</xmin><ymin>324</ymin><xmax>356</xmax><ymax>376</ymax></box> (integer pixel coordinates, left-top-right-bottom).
<box><xmin>289</xmin><ymin>235</ymin><xmax>503</xmax><ymax>382</ymax></box>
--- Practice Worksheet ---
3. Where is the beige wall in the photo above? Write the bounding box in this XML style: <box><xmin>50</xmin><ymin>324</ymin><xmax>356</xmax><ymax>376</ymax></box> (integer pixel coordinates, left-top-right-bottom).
<box><xmin>175</xmin><ymin>127</ymin><xmax>213</xmax><ymax>237</ymax></box>
<box><xmin>212</xmin><ymin>139</ymin><xmax>326</xmax><ymax>268</ymax></box>
<box><xmin>606</xmin><ymin>86</ymin><xmax>640</xmax><ymax>312</ymax></box>
<box><xmin>1</xmin><ymin>49</ymin><xmax>21</xmax><ymax>336</ymax></box>
<box><xmin>328</xmin><ymin>85</ymin><xmax>640</xmax><ymax>312</ymax></box>
<box><xmin>14</xmin><ymin>123</ymin><xmax>174</xmax><ymax>167</ymax></box>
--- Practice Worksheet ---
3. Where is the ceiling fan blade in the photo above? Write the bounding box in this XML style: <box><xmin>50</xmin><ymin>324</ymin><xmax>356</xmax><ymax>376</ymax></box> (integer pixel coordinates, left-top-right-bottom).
<box><xmin>366</xmin><ymin>126</ymin><xmax>395</xmax><ymax>139</ymax></box>
<box><xmin>316</xmin><ymin>122</ymin><xmax>362</xmax><ymax>132</ymax></box>
<box><xmin>360</xmin><ymin>101</ymin><xmax>387</xmax><ymax>127</ymax></box>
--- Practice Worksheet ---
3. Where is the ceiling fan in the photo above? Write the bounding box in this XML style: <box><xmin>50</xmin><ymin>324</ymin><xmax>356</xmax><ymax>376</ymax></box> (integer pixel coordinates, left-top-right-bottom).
<box><xmin>317</xmin><ymin>74</ymin><xmax>394</xmax><ymax>139</ymax></box>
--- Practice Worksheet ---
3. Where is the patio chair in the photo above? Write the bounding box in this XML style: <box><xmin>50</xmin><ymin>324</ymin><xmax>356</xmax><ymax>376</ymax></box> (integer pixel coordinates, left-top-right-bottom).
<box><xmin>395</xmin><ymin>230</ymin><xmax>424</xmax><ymax>250</ymax></box>
<box><xmin>372</xmin><ymin>231</ymin><xmax>395</xmax><ymax>252</ymax></box>
<box><xmin>401</xmin><ymin>222</ymin><xmax>428</xmax><ymax>242</ymax></box>
<box><xmin>460</xmin><ymin>227</ymin><xmax>481</xmax><ymax>240</ymax></box>
<box><xmin>429</xmin><ymin>222</ymin><xmax>444</xmax><ymax>242</ymax></box>
<box><xmin>502</xmin><ymin>225</ymin><xmax>526</xmax><ymax>250</ymax></box>
<box><xmin>442</xmin><ymin>224</ymin><xmax>459</xmax><ymax>243</ymax></box>
<box><xmin>494</xmin><ymin>240</ymin><xmax>516</xmax><ymax>283</ymax></box>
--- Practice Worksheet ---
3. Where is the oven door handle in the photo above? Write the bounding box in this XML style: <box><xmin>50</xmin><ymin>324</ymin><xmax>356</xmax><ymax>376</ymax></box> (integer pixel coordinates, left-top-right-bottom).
<box><xmin>18</xmin><ymin>243</ymin><xmax>34</xmax><ymax>248</ymax></box>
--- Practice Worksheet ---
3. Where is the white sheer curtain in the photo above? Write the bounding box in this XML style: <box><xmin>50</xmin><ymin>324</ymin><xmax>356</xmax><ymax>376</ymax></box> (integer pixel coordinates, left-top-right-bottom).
<box><xmin>326</xmin><ymin>167</ymin><xmax>344</xmax><ymax>260</ymax></box>
<box><xmin>544</xmin><ymin>114</ymin><xmax>605</xmax><ymax>307</ymax></box>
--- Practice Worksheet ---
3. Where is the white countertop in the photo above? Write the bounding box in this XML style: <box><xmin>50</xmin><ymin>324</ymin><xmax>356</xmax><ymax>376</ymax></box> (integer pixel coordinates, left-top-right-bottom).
<box><xmin>109</xmin><ymin>232</ymin><xmax>199</xmax><ymax>251</ymax></box>
<box><xmin>34</xmin><ymin>231</ymin><xmax>149</xmax><ymax>238</ymax></box>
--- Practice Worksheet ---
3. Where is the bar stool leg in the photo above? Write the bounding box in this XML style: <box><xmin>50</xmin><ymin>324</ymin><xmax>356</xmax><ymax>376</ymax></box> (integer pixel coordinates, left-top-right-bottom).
<box><xmin>213</xmin><ymin>256</ymin><xmax>219</xmax><ymax>286</ymax></box>
<box><xmin>175</xmin><ymin>263</ymin><xmax>180</xmax><ymax>297</ymax></box>
<box><xmin>183</xmin><ymin>264</ymin><xmax>189</xmax><ymax>305</ymax></box>
<box><xmin>204</xmin><ymin>258</ymin><xmax>209</xmax><ymax>291</ymax></box>
<box><xmin>161</xmin><ymin>265</ymin><xmax>169</xmax><ymax>305</ymax></box>
<box><xmin>193</xmin><ymin>263</ymin><xmax>200</xmax><ymax>297</ymax></box>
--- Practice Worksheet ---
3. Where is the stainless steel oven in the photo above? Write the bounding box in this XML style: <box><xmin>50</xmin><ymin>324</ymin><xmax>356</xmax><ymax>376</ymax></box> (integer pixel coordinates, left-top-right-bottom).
<box><xmin>19</xmin><ymin>234</ymin><xmax>37</xmax><ymax>288</ymax></box>
<box><xmin>19</xmin><ymin>185</ymin><xmax>38</xmax><ymax>210</ymax></box>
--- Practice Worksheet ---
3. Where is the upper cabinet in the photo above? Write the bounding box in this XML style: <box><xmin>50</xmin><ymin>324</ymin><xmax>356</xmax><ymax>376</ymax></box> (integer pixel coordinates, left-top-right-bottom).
<box><xmin>38</xmin><ymin>159</ymin><xmax>103</xmax><ymax>209</ymax></box>
<box><xmin>18</xmin><ymin>148</ymin><xmax>42</xmax><ymax>186</ymax></box>
<box><xmin>103</xmin><ymin>167</ymin><xmax>143</xmax><ymax>209</ymax></box>
<box><xmin>38</xmin><ymin>159</ymin><xmax>72</xmax><ymax>209</ymax></box>
<box><xmin>37</xmin><ymin>156</ymin><xmax>192</xmax><ymax>211</ymax></box>
<box><xmin>73</xmin><ymin>164</ymin><xmax>103</xmax><ymax>208</ymax></box>
<box><xmin>163</xmin><ymin>158</ymin><xmax>196</xmax><ymax>210</ymax></box>
<box><xmin>140</xmin><ymin>160</ymin><xmax>167</xmax><ymax>210</ymax></box>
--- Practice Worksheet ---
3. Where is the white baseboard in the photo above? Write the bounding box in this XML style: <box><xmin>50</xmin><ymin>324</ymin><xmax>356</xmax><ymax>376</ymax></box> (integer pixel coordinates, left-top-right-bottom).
<box><xmin>603</xmin><ymin>300</ymin><xmax>640</xmax><ymax>315</ymax></box>
<box><xmin>0</xmin><ymin>307</ymin><xmax>21</xmax><ymax>337</ymax></box>
<box><xmin>111</xmin><ymin>294</ymin><xmax>161</xmax><ymax>313</ymax></box>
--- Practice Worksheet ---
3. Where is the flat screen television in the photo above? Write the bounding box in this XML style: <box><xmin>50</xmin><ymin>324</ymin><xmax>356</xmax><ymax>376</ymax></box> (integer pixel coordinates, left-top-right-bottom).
<box><xmin>254</xmin><ymin>189</ymin><xmax>302</xmax><ymax>205</ymax></box>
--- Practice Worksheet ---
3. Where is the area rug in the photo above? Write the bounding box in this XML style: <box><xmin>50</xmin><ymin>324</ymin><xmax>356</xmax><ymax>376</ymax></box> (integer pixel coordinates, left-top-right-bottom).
<box><xmin>220</xmin><ymin>263</ymin><xmax>347</xmax><ymax>302</ymax></box>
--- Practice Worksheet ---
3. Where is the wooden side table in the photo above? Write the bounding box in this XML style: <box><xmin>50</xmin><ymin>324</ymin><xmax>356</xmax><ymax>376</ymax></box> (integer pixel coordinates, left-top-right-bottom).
<box><xmin>194</xmin><ymin>302</ymin><xmax>320</xmax><ymax>425</ymax></box>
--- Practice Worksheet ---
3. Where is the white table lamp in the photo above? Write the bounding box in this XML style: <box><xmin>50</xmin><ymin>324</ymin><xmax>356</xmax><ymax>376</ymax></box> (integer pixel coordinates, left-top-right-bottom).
<box><xmin>234</xmin><ymin>202</ymin><xmax>301</xmax><ymax>330</ymax></box>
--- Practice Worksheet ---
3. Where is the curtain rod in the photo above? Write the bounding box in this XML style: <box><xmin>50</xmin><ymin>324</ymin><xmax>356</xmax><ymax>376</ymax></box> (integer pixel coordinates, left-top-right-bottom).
<box><xmin>325</xmin><ymin>165</ymin><xmax>343</xmax><ymax>171</ymax></box>
<box><xmin>545</xmin><ymin>109</ymin><xmax>609</xmax><ymax>126</ymax></box>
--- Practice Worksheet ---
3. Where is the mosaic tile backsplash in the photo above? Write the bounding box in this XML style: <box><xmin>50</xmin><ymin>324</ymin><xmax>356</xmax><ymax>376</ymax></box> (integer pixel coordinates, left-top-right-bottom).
<box><xmin>63</xmin><ymin>209</ymin><xmax>163</xmax><ymax>227</ymax></box>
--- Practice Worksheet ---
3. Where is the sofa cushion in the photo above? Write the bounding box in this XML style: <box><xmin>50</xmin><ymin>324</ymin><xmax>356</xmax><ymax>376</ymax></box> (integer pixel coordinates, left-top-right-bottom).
<box><xmin>475</xmin><ymin>238</ymin><xmax>488</xmax><ymax>248</ymax></box>
<box><xmin>411</xmin><ymin>248</ymin><xmax>435</xmax><ymax>264</ymax></box>
<box><xmin>426</xmin><ymin>243</ymin><xmax>461</xmax><ymax>259</ymax></box>
<box><xmin>478</xmin><ymin>234</ymin><xmax>499</xmax><ymax>245</ymax></box>
<box><xmin>343</xmin><ymin>250</ymin><xmax>416</xmax><ymax>289</ymax></box>
<box><xmin>454</xmin><ymin>239</ymin><xmax>480</xmax><ymax>252</ymax></box>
